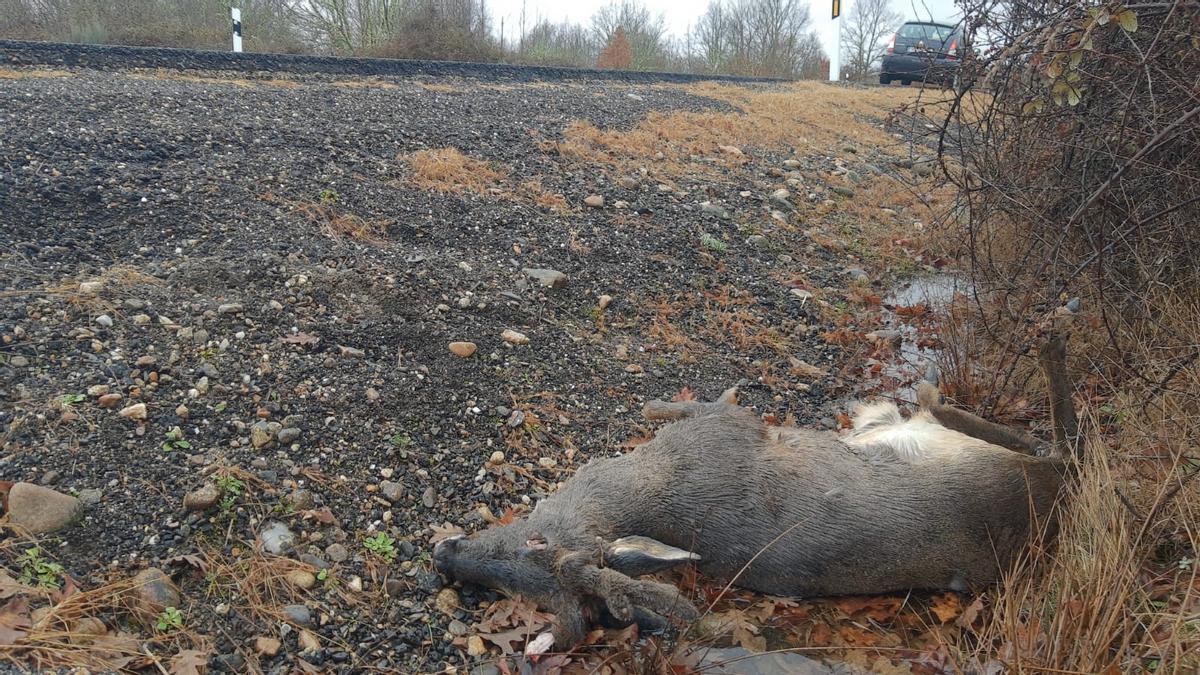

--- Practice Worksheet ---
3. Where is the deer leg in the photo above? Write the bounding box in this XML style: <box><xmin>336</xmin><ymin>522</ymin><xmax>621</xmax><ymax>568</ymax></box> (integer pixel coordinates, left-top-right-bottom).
<box><xmin>643</xmin><ymin>386</ymin><xmax>739</xmax><ymax>421</ymax></box>
<box><xmin>917</xmin><ymin>382</ymin><xmax>1049</xmax><ymax>456</ymax></box>
<box><xmin>557</xmin><ymin>553</ymin><xmax>698</xmax><ymax>623</ymax></box>
<box><xmin>1038</xmin><ymin>320</ymin><xmax>1078</xmax><ymax>458</ymax></box>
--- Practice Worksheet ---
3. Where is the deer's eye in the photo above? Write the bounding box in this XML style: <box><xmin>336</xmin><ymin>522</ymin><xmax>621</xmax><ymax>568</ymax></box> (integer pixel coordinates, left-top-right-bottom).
<box><xmin>525</xmin><ymin>531</ymin><xmax>548</xmax><ymax>550</ymax></box>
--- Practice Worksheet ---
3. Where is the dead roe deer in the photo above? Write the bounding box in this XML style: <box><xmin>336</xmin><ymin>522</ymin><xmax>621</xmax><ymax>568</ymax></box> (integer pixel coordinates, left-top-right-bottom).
<box><xmin>434</xmin><ymin>303</ymin><xmax>1080</xmax><ymax>654</ymax></box>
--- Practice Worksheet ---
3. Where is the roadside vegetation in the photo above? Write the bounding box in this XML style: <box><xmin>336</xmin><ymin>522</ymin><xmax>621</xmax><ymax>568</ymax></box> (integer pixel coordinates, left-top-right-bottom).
<box><xmin>922</xmin><ymin>1</ymin><xmax>1199</xmax><ymax>670</ymax></box>
<box><xmin>0</xmin><ymin>0</ymin><xmax>828</xmax><ymax>79</ymax></box>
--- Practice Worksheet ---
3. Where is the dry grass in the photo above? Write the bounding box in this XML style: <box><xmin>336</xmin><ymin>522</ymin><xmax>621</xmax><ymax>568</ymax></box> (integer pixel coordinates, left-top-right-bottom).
<box><xmin>194</xmin><ymin>545</ymin><xmax>334</xmax><ymax>626</ymax></box>
<box><xmin>551</xmin><ymin>82</ymin><xmax>926</xmax><ymax>180</ymax></box>
<box><xmin>479</xmin><ymin>81</ymin><xmax>564</xmax><ymax>92</ymax></box>
<box><xmin>402</xmin><ymin>147</ymin><xmax>508</xmax><ymax>194</ymax></box>
<box><xmin>0</xmin><ymin>562</ymin><xmax>209</xmax><ymax>673</ymax></box>
<box><xmin>518</xmin><ymin>178</ymin><xmax>572</xmax><ymax>213</ymax></box>
<box><xmin>417</xmin><ymin>82</ymin><xmax>460</xmax><ymax>93</ymax></box>
<box><xmin>939</xmin><ymin>290</ymin><xmax>1200</xmax><ymax>672</ymax></box>
<box><xmin>291</xmin><ymin>200</ymin><xmax>390</xmax><ymax>245</ymax></box>
<box><xmin>331</xmin><ymin>78</ymin><xmax>400</xmax><ymax>90</ymax></box>
<box><xmin>642</xmin><ymin>287</ymin><xmax>794</xmax><ymax>362</ymax></box>
<box><xmin>128</xmin><ymin>69</ymin><xmax>302</xmax><ymax>88</ymax></box>
<box><xmin>0</xmin><ymin>67</ymin><xmax>72</xmax><ymax>79</ymax></box>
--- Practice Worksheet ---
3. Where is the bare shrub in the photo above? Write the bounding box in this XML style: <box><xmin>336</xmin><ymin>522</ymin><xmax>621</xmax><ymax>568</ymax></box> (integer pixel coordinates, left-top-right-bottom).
<box><xmin>927</xmin><ymin>1</ymin><xmax>1200</xmax><ymax>669</ymax></box>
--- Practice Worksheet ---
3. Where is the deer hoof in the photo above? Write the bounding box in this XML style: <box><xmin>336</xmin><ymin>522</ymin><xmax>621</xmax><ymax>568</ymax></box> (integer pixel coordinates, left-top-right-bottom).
<box><xmin>524</xmin><ymin>632</ymin><xmax>555</xmax><ymax>656</ymax></box>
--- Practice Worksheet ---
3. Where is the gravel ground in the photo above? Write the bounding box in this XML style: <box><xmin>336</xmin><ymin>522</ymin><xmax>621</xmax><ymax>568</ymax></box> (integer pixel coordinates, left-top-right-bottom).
<box><xmin>0</xmin><ymin>66</ymin><xmax>924</xmax><ymax>673</ymax></box>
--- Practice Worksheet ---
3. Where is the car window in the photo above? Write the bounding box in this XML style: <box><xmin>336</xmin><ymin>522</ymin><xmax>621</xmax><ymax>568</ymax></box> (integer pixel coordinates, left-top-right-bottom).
<box><xmin>898</xmin><ymin>23</ymin><xmax>955</xmax><ymax>42</ymax></box>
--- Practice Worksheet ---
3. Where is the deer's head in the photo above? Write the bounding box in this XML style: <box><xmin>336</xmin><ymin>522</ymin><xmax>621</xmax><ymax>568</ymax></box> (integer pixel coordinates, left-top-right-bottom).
<box><xmin>433</xmin><ymin>523</ymin><xmax>700</xmax><ymax>651</ymax></box>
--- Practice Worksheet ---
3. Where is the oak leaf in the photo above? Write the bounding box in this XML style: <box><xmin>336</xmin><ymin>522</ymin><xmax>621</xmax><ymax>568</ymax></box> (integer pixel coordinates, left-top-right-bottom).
<box><xmin>168</xmin><ymin>649</ymin><xmax>210</xmax><ymax>675</ymax></box>
<box><xmin>930</xmin><ymin>592</ymin><xmax>962</xmax><ymax>623</ymax></box>
<box><xmin>834</xmin><ymin>595</ymin><xmax>902</xmax><ymax>622</ymax></box>
<box><xmin>0</xmin><ymin>597</ymin><xmax>30</xmax><ymax>645</ymax></box>
<box><xmin>429</xmin><ymin>522</ymin><xmax>466</xmax><ymax>544</ymax></box>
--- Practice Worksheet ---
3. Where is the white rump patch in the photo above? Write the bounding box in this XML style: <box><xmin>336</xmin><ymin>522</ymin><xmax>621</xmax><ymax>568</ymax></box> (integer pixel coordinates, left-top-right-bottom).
<box><xmin>845</xmin><ymin>402</ymin><xmax>980</xmax><ymax>461</ymax></box>
<box><xmin>851</xmin><ymin>401</ymin><xmax>904</xmax><ymax>431</ymax></box>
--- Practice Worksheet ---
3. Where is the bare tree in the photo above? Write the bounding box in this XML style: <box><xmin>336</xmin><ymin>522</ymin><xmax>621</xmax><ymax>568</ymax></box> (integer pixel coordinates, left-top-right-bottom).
<box><xmin>692</xmin><ymin>1</ymin><xmax>730</xmax><ymax>73</ymax></box>
<box><xmin>688</xmin><ymin>0</ymin><xmax>824</xmax><ymax>78</ymax></box>
<box><xmin>839</xmin><ymin>0</ymin><xmax>903</xmax><ymax>80</ymax></box>
<box><xmin>746</xmin><ymin>0</ymin><xmax>813</xmax><ymax>77</ymax></box>
<box><xmin>292</xmin><ymin>0</ymin><xmax>399</xmax><ymax>53</ymax></box>
<box><xmin>518</xmin><ymin>19</ymin><xmax>594</xmax><ymax>68</ymax></box>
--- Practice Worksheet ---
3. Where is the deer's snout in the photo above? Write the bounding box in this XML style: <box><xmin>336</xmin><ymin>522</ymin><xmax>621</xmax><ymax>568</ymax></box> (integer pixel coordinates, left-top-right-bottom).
<box><xmin>433</xmin><ymin>535</ymin><xmax>466</xmax><ymax>574</ymax></box>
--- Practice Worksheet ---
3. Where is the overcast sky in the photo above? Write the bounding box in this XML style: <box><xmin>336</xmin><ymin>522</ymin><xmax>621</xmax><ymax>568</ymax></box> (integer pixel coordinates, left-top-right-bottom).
<box><xmin>490</xmin><ymin>0</ymin><xmax>961</xmax><ymax>63</ymax></box>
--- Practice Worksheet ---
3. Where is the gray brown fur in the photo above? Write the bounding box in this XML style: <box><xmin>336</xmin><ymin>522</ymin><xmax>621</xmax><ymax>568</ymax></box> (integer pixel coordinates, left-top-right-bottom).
<box><xmin>434</xmin><ymin>311</ymin><xmax>1078</xmax><ymax>652</ymax></box>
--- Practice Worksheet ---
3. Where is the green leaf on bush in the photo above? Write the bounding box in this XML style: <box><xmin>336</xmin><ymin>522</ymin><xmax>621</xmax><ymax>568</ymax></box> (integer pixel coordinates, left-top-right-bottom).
<box><xmin>1089</xmin><ymin>7</ymin><xmax>1111</xmax><ymax>26</ymax></box>
<box><xmin>1116</xmin><ymin>10</ymin><xmax>1138</xmax><ymax>33</ymax></box>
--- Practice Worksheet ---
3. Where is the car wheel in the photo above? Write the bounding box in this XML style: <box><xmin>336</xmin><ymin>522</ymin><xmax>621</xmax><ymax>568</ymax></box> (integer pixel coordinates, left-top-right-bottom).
<box><xmin>879</xmin><ymin>74</ymin><xmax>892</xmax><ymax>85</ymax></box>
<box><xmin>901</xmin><ymin>78</ymin><xmax>912</xmax><ymax>86</ymax></box>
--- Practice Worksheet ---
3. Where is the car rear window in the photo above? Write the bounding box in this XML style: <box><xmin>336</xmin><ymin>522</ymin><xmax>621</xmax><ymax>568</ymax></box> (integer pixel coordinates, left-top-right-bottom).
<box><xmin>898</xmin><ymin>23</ymin><xmax>955</xmax><ymax>41</ymax></box>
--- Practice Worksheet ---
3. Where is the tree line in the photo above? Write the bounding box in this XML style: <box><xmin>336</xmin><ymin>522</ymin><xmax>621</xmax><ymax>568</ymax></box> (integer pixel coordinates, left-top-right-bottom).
<box><xmin>0</xmin><ymin>0</ymin><xmax>841</xmax><ymax>79</ymax></box>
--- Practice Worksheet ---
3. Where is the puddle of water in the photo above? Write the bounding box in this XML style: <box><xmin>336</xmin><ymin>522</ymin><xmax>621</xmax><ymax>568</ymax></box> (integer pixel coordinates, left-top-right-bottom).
<box><xmin>885</xmin><ymin>274</ymin><xmax>966</xmax><ymax>393</ymax></box>
<box><xmin>834</xmin><ymin>274</ymin><xmax>966</xmax><ymax>409</ymax></box>
<box><xmin>884</xmin><ymin>273</ymin><xmax>964</xmax><ymax>308</ymax></box>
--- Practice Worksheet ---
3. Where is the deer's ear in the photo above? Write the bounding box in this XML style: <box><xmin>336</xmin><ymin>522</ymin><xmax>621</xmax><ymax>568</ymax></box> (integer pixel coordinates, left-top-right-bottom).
<box><xmin>603</xmin><ymin>536</ymin><xmax>699</xmax><ymax>576</ymax></box>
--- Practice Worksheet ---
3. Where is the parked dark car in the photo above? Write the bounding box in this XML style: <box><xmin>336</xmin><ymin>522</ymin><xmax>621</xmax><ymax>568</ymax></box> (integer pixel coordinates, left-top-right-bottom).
<box><xmin>880</xmin><ymin>21</ymin><xmax>965</xmax><ymax>86</ymax></box>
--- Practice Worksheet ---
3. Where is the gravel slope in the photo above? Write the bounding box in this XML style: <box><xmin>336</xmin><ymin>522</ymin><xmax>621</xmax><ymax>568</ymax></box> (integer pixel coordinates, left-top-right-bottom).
<box><xmin>0</xmin><ymin>67</ymin><xmax>913</xmax><ymax>673</ymax></box>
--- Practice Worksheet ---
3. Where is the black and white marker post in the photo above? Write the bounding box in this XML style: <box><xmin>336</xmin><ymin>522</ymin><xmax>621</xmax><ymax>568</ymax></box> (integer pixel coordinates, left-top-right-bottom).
<box><xmin>231</xmin><ymin>7</ymin><xmax>243</xmax><ymax>53</ymax></box>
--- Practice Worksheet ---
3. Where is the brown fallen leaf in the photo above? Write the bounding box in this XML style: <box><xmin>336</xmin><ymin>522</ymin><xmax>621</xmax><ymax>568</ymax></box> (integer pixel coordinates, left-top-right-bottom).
<box><xmin>478</xmin><ymin>626</ymin><xmax>540</xmax><ymax>655</ymax></box>
<box><xmin>788</xmin><ymin>357</ymin><xmax>827</xmax><ymax>380</ymax></box>
<box><xmin>834</xmin><ymin>595</ymin><xmax>903</xmax><ymax>622</ymax></box>
<box><xmin>0</xmin><ymin>597</ymin><xmax>31</xmax><ymax>645</ymax></box>
<box><xmin>955</xmin><ymin>595</ymin><xmax>985</xmax><ymax>630</ymax></box>
<box><xmin>429</xmin><ymin>522</ymin><xmax>466</xmax><ymax>544</ymax></box>
<box><xmin>164</xmin><ymin>554</ymin><xmax>209</xmax><ymax>573</ymax></box>
<box><xmin>280</xmin><ymin>332</ymin><xmax>320</xmax><ymax>347</ymax></box>
<box><xmin>708</xmin><ymin>609</ymin><xmax>766</xmax><ymax>652</ymax></box>
<box><xmin>930</xmin><ymin>592</ymin><xmax>962</xmax><ymax>623</ymax></box>
<box><xmin>299</xmin><ymin>507</ymin><xmax>338</xmax><ymax>526</ymax></box>
<box><xmin>838</xmin><ymin>624</ymin><xmax>880</xmax><ymax>646</ymax></box>
<box><xmin>168</xmin><ymin>649</ymin><xmax>210</xmax><ymax>675</ymax></box>
<box><xmin>0</xmin><ymin>571</ymin><xmax>29</xmax><ymax>600</ymax></box>
<box><xmin>807</xmin><ymin>622</ymin><xmax>833</xmax><ymax>646</ymax></box>
<box><xmin>476</xmin><ymin>597</ymin><xmax>552</xmax><ymax>634</ymax></box>
<box><xmin>87</xmin><ymin>633</ymin><xmax>142</xmax><ymax>671</ymax></box>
